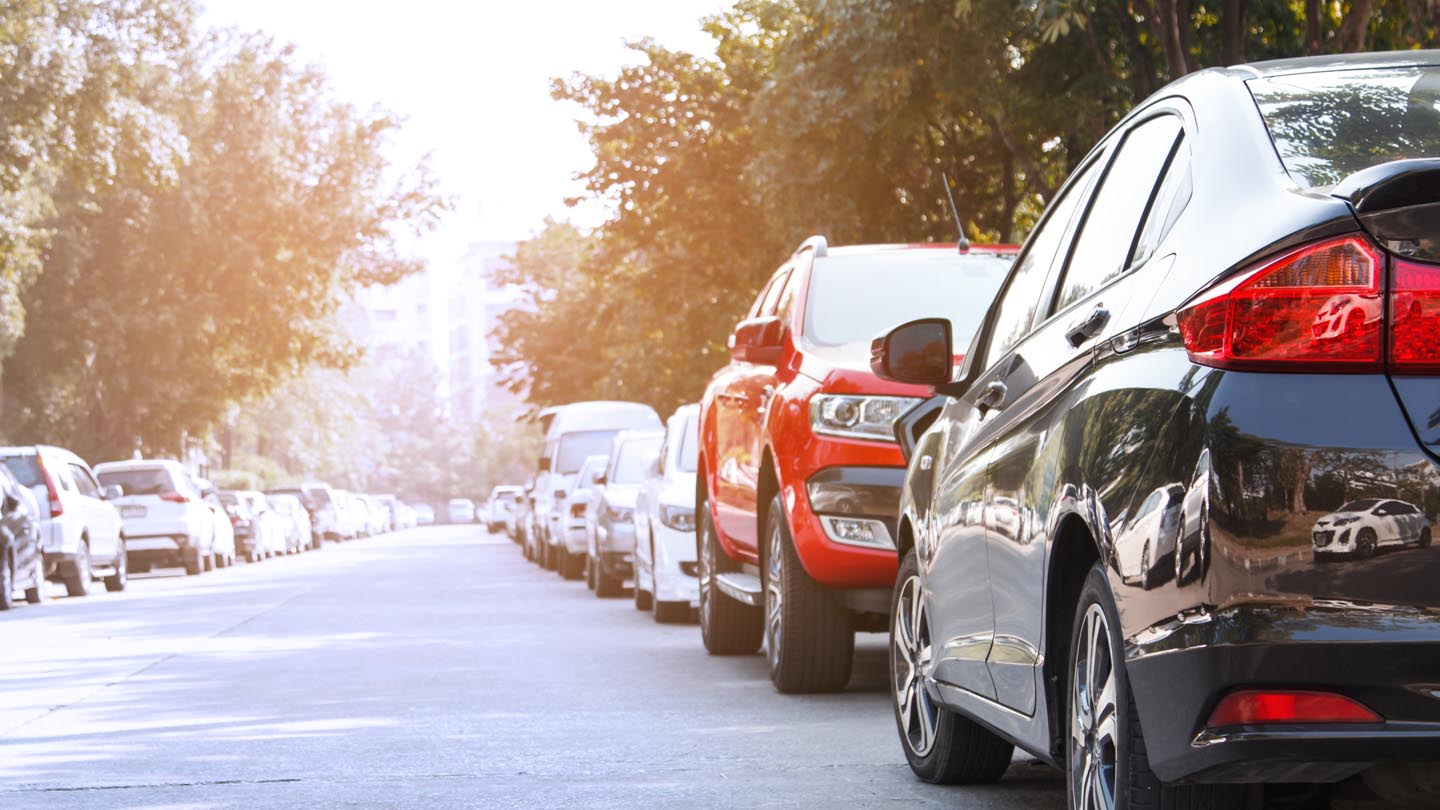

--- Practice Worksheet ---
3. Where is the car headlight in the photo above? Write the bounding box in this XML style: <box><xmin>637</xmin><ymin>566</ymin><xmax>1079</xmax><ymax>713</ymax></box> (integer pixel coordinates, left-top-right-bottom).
<box><xmin>1331</xmin><ymin>516</ymin><xmax>1362</xmax><ymax>526</ymax></box>
<box><xmin>604</xmin><ymin>505</ymin><xmax>633</xmax><ymax>523</ymax></box>
<box><xmin>810</xmin><ymin>394</ymin><xmax>924</xmax><ymax>442</ymax></box>
<box><xmin>659</xmin><ymin>504</ymin><xmax>696</xmax><ymax>532</ymax></box>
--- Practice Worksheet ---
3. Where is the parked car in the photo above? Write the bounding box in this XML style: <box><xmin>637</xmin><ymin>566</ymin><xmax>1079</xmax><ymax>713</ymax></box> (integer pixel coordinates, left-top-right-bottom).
<box><xmin>0</xmin><ymin>465</ymin><xmax>43</xmax><ymax>608</ymax></box>
<box><xmin>393</xmin><ymin>501</ymin><xmax>418</xmax><ymax>530</ymax></box>
<box><xmin>266</xmin><ymin>483</ymin><xmax>338</xmax><ymax>547</ymax></box>
<box><xmin>872</xmin><ymin>52</ymin><xmax>1440</xmax><ymax>809</ymax></box>
<box><xmin>374</xmin><ymin>494</ymin><xmax>403</xmax><ymax>533</ymax></box>
<box><xmin>96</xmin><ymin>459</ymin><xmax>226</xmax><ymax>575</ymax></box>
<box><xmin>697</xmin><ymin>236</ymin><xmax>1014</xmax><ymax>693</ymax></box>
<box><xmin>532</xmin><ymin>402</ymin><xmax>663</xmax><ymax>569</ymax></box>
<box><xmin>359</xmin><ymin>495</ymin><xmax>389</xmax><ymax>535</ymax></box>
<box><xmin>446</xmin><ymin>498</ymin><xmax>476</xmax><ymax>525</ymax></box>
<box><xmin>484</xmin><ymin>485</ymin><xmax>522</xmax><ymax>533</ymax></box>
<box><xmin>414</xmin><ymin>503</ymin><xmax>435</xmax><ymax>526</ymax></box>
<box><xmin>586</xmin><ymin>430</ymin><xmax>662</xmax><ymax>597</ymax></box>
<box><xmin>0</xmin><ymin>445</ymin><xmax>126</xmax><ymax>596</ymax></box>
<box><xmin>561</xmin><ymin>456</ymin><xmax>609</xmax><ymax>580</ymax></box>
<box><xmin>1112</xmin><ymin>483</ymin><xmax>1184</xmax><ymax>589</ymax></box>
<box><xmin>633</xmin><ymin>404</ymin><xmax>700</xmax><ymax>622</ymax></box>
<box><xmin>221</xmin><ymin>490</ymin><xmax>287</xmax><ymax>561</ymax></box>
<box><xmin>267</xmin><ymin>494</ymin><xmax>313</xmax><ymax>553</ymax></box>
<box><xmin>335</xmin><ymin>490</ymin><xmax>367</xmax><ymax>538</ymax></box>
<box><xmin>200</xmin><ymin>485</ymin><xmax>237</xmax><ymax>567</ymax></box>
<box><xmin>1313</xmin><ymin>498</ymin><xmax>1432</xmax><ymax>560</ymax></box>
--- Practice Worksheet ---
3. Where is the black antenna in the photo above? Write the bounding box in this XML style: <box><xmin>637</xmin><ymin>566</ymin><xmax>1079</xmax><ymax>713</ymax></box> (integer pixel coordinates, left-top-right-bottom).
<box><xmin>941</xmin><ymin>172</ymin><xmax>970</xmax><ymax>253</ymax></box>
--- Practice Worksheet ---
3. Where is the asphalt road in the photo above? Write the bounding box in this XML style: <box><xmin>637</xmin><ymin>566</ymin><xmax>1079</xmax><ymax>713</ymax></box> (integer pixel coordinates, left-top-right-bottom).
<box><xmin>0</xmin><ymin>525</ymin><xmax>1394</xmax><ymax>809</ymax></box>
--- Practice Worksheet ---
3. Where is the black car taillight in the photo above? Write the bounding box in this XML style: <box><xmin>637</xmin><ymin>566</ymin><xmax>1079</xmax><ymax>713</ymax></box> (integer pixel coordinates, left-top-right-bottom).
<box><xmin>1178</xmin><ymin>235</ymin><xmax>1384</xmax><ymax>372</ymax></box>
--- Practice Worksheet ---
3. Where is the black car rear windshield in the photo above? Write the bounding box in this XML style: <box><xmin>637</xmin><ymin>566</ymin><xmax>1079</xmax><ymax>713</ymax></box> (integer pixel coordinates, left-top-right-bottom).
<box><xmin>804</xmin><ymin>252</ymin><xmax>1012</xmax><ymax>347</ymax></box>
<box><xmin>1249</xmin><ymin>66</ymin><xmax>1440</xmax><ymax>188</ymax></box>
<box><xmin>97</xmin><ymin>468</ymin><xmax>176</xmax><ymax>496</ymax></box>
<box><xmin>556</xmin><ymin>430</ymin><xmax>618</xmax><ymax>474</ymax></box>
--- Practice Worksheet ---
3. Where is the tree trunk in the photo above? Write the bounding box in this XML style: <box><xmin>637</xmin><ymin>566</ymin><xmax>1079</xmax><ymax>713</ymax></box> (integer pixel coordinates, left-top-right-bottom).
<box><xmin>1305</xmin><ymin>0</ymin><xmax>1324</xmax><ymax>53</ymax></box>
<box><xmin>1336</xmin><ymin>0</ymin><xmax>1375</xmax><ymax>51</ymax></box>
<box><xmin>1222</xmin><ymin>0</ymin><xmax>1249</xmax><ymax>64</ymax></box>
<box><xmin>1156</xmin><ymin>0</ymin><xmax>1191</xmax><ymax>78</ymax></box>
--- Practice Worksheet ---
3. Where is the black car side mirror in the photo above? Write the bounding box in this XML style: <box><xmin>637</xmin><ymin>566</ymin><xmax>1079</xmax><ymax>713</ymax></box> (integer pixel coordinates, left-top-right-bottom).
<box><xmin>871</xmin><ymin>318</ymin><xmax>954</xmax><ymax>387</ymax></box>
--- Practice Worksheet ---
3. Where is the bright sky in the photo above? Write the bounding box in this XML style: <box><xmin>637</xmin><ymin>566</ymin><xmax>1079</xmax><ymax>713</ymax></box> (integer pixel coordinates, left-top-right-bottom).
<box><xmin>200</xmin><ymin>0</ymin><xmax>724</xmax><ymax>268</ymax></box>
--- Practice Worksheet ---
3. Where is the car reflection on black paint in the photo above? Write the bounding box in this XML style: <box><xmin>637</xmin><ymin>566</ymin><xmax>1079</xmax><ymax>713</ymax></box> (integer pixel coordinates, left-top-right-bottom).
<box><xmin>1113</xmin><ymin>483</ymin><xmax>1183</xmax><ymax>589</ymax></box>
<box><xmin>1313</xmin><ymin>498</ymin><xmax>1433</xmax><ymax>560</ymax></box>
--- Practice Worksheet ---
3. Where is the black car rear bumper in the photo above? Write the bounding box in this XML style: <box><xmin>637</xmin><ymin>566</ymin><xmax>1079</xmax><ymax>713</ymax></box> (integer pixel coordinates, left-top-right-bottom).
<box><xmin>1126</xmin><ymin>604</ymin><xmax>1440</xmax><ymax>784</ymax></box>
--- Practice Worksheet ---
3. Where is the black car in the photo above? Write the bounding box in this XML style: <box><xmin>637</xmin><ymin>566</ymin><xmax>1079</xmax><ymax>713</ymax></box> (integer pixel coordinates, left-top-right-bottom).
<box><xmin>0</xmin><ymin>465</ymin><xmax>44</xmax><ymax>609</ymax></box>
<box><xmin>871</xmin><ymin>52</ymin><xmax>1440</xmax><ymax>808</ymax></box>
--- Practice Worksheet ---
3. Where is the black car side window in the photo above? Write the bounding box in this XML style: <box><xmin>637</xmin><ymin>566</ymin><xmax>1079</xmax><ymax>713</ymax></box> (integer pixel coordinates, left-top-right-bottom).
<box><xmin>981</xmin><ymin>156</ymin><xmax>1104</xmax><ymax>371</ymax></box>
<box><xmin>758</xmin><ymin>267</ymin><xmax>791</xmax><ymax>317</ymax></box>
<box><xmin>1053</xmin><ymin>115</ymin><xmax>1185</xmax><ymax>314</ymax></box>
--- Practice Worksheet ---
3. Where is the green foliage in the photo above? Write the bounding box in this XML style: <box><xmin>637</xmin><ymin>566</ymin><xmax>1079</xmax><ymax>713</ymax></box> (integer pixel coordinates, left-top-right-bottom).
<box><xmin>0</xmin><ymin>15</ymin><xmax>447</xmax><ymax>461</ymax></box>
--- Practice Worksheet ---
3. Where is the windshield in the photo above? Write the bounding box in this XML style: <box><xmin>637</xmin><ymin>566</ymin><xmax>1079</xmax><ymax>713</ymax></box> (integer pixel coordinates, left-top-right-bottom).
<box><xmin>1249</xmin><ymin>67</ymin><xmax>1440</xmax><ymax>188</ymax></box>
<box><xmin>1338</xmin><ymin>498</ymin><xmax>1381</xmax><ymax>513</ymax></box>
<box><xmin>803</xmin><ymin>252</ymin><xmax>1012</xmax><ymax>347</ymax></box>
<box><xmin>97</xmin><ymin>467</ymin><xmax>177</xmax><ymax>496</ymax></box>
<box><xmin>611</xmin><ymin>438</ymin><xmax>661</xmax><ymax>484</ymax></box>
<box><xmin>678</xmin><ymin>416</ymin><xmax>698</xmax><ymax>473</ymax></box>
<box><xmin>555</xmin><ymin>430</ymin><xmax>618</xmax><ymax>474</ymax></box>
<box><xmin>0</xmin><ymin>455</ymin><xmax>42</xmax><ymax>488</ymax></box>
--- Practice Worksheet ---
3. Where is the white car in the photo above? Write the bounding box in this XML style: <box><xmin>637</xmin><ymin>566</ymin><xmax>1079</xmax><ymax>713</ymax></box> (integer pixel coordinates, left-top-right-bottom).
<box><xmin>266</xmin><ymin>483</ymin><xmax>338</xmax><ymax>545</ymax></box>
<box><xmin>221</xmin><ymin>490</ymin><xmax>289</xmax><ymax>561</ymax></box>
<box><xmin>0</xmin><ymin>445</ymin><xmax>126</xmax><ymax>596</ymax></box>
<box><xmin>334</xmin><ymin>490</ymin><xmax>367</xmax><ymax>539</ymax></box>
<box><xmin>96</xmin><ymin>459</ymin><xmax>227</xmax><ymax>576</ymax></box>
<box><xmin>267</xmin><ymin>494</ymin><xmax>313</xmax><ymax>553</ymax></box>
<box><xmin>1313</xmin><ymin>498</ymin><xmax>1433</xmax><ymax>560</ymax></box>
<box><xmin>447</xmin><ymin>498</ymin><xmax>476</xmax><ymax>524</ymax></box>
<box><xmin>633</xmin><ymin>404</ymin><xmax>700</xmax><ymax>622</ymax></box>
<box><xmin>484</xmin><ymin>485</ymin><xmax>522</xmax><ymax>533</ymax></box>
<box><xmin>586</xmin><ymin>430</ymin><xmax>663</xmax><ymax>598</ymax></box>
<box><xmin>1113</xmin><ymin>483</ymin><xmax>1185</xmax><ymax>590</ymax></box>
<box><xmin>560</xmin><ymin>456</ymin><xmax>609</xmax><ymax>580</ymax></box>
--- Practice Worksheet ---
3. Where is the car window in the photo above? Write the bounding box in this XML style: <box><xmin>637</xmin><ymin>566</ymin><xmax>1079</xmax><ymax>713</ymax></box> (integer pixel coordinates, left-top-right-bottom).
<box><xmin>1053</xmin><ymin>115</ymin><xmax>1185</xmax><ymax>314</ymax></box>
<box><xmin>678</xmin><ymin>414</ymin><xmax>699</xmax><ymax>473</ymax></box>
<box><xmin>655</xmin><ymin>435</ymin><xmax>669</xmax><ymax>477</ymax></box>
<box><xmin>982</xmin><ymin>156</ymin><xmax>1104</xmax><ymax>371</ymax></box>
<box><xmin>69</xmin><ymin>464</ymin><xmax>100</xmax><ymax>498</ymax></box>
<box><xmin>610</xmin><ymin>438</ymin><xmax>662</xmax><ymax>485</ymax></box>
<box><xmin>0</xmin><ymin>454</ymin><xmax>42</xmax><ymax>488</ymax></box>
<box><xmin>556</xmin><ymin>431</ymin><xmax>619</xmax><ymax>474</ymax></box>
<box><xmin>776</xmin><ymin>255</ymin><xmax>806</xmax><ymax>322</ymax></box>
<box><xmin>758</xmin><ymin>267</ymin><xmax>791</xmax><ymax>317</ymax></box>
<box><xmin>747</xmin><ymin>274</ymin><xmax>779</xmax><ymax>319</ymax></box>
<box><xmin>1131</xmin><ymin>136</ymin><xmax>1192</xmax><ymax>269</ymax></box>
<box><xmin>98</xmin><ymin>467</ymin><xmax>175</xmax><ymax>496</ymax></box>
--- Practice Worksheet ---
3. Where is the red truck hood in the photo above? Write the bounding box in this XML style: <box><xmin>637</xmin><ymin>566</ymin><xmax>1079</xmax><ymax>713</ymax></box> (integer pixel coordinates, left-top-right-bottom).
<box><xmin>795</xmin><ymin>340</ymin><xmax>935</xmax><ymax>397</ymax></box>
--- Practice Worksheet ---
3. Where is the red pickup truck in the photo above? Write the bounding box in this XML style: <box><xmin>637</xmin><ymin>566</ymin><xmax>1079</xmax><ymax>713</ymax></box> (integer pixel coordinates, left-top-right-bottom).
<box><xmin>696</xmin><ymin>236</ymin><xmax>1015</xmax><ymax>693</ymax></box>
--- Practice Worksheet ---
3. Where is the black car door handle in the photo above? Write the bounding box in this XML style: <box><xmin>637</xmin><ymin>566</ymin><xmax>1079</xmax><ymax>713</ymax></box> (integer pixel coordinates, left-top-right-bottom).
<box><xmin>977</xmin><ymin>381</ymin><xmax>1007</xmax><ymax>416</ymax></box>
<box><xmin>1066</xmin><ymin>304</ymin><xmax>1111</xmax><ymax>348</ymax></box>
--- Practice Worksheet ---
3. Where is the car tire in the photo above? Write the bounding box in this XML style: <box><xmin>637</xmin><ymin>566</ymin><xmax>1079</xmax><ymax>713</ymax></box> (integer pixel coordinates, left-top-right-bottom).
<box><xmin>697</xmin><ymin>504</ymin><xmax>762</xmax><ymax>655</ymax></box>
<box><xmin>1357</xmin><ymin>527</ymin><xmax>1378</xmax><ymax>558</ymax></box>
<box><xmin>892</xmin><ymin>547</ymin><xmax>1011</xmax><ymax>783</ymax></box>
<box><xmin>204</xmin><ymin>550</ymin><xmax>216</xmax><ymax>572</ymax></box>
<box><xmin>24</xmin><ymin>551</ymin><xmax>44</xmax><ymax>604</ymax></box>
<box><xmin>64</xmin><ymin>542</ymin><xmax>91</xmax><ymax>597</ymax></box>
<box><xmin>184</xmin><ymin>545</ymin><xmax>204</xmax><ymax>576</ymax></box>
<box><xmin>585</xmin><ymin>554</ymin><xmax>597</xmax><ymax>590</ymax></box>
<box><xmin>763</xmin><ymin>493</ymin><xmax>854</xmax><ymax>693</ymax></box>
<box><xmin>1069</xmin><ymin>565</ymin><xmax>1248</xmax><ymax>810</ymax></box>
<box><xmin>1139</xmin><ymin>542</ymin><xmax>1154</xmax><ymax>591</ymax></box>
<box><xmin>543</xmin><ymin>543</ymin><xmax>559</xmax><ymax>572</ymax></box>
<box><xmin>634</xmin><ymin>579</ymin><xmax>653</xmax><ymax>611</ymax></box>
<box><xmin>0</xmin><ymin>551</ymin><xmax>14</xmax><ymax>611</ymax></box>
<box><xmin>559</xmin><ymin>550</ymin><xmax>584</xmax><ymax>580</ymax></box>
<box><xmin>595</xmin><ymin>560</ymin><xmax>622</xmax><ymax>597</ymax></box>
<box><xmin>1420</xmin><ymin>527</ymin><xmax>1432</xmax><ymax>549</ymax></box>
<box><xmin>103</xmin><ymin>547</ymin><xmax>127</xmax><ymax>592</ymax></box>
<box><xmin>654</xmin><ymin>600</ymin><xmax>689</xmax><ymax>624</ymax></box>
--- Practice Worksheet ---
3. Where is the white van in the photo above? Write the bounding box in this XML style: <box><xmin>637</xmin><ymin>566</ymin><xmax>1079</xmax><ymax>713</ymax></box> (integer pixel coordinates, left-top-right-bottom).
<box><xmin>531</xmin><ymin>401</ymin><xmax>661</xmax><ymax>572</ymax></box>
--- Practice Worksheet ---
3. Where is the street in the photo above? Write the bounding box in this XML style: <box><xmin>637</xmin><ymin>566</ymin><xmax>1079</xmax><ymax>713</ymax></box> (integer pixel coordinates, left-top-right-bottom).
<box><xmin>0</xmin><ymin>525</ymin><xmax>1066</xmax><ymax>809</ymax></box>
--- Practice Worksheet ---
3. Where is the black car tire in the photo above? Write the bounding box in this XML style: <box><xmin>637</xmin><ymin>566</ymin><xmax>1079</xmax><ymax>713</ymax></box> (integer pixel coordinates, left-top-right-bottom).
<box><xmin>24</xmin><ymin>551</ymin><xmax>44</xmax><ymax>604</ymax></box>
<box><xmin>204</xmin><ymin>550</ymin><xmax>216</xmax><ymax>571</ymax></box>
<box><xmin>0</xmin><ymin>551</ymin><xmax>14</xmax><ymax>611</ymax></box>
<box><xmin>1357</xmin><ymin>528</ymin><xmax>1378</xmax><ymax>558</ymax></box>
<box><xmin>184</xmin><ymin>545</ymin><xmax>204</xmax><ymax>576</ymax></box>
<box><xmin>764</xmin><ymin>493</ymin><xmax>853</xmax><ymax>693</ymax></box>
<box><xmin>1420</xmin><ymin>527</ymin><xmax>1432</xmax><ymax>549</ymax></box>
<box><xmin>585</xmin><ymin>554</ymin><xmax>596</xmax><ymax>590</ymax></box>
<box><xmin>697</xmin><ymin>504</ymin><xmax>762</xmax><ymax>655</ymax></box>
<box><xmin>543</xmin><ymin>542</ymin><xmax>559</xmax><ymax>572</ymax></box>
<box><xmin>892</xmin><ymin>547</ymin><xmax>1012</xmax><ymax>784</ymax></box>
<box><xmin>1140</xmin><ymin>542</ymin><xmax>1155</xmax><ymax>591</ymax></box>
<box><xmin>654</xmin><ymin>600</ymin><xmax>689</xmax><ymax>623</ymax></box>
<box><xmin>559</xmin><ymin>550</ymin><xmax>584</xmax><ymax>580</ymax></box>
<box><xmin>595</xmin><ymin>561</ymin><xmax>622</xmax><ymax>597</ymax></box>
<box><xmin>634</xmin><ymin>577</ymin><xmax>653</xmax><ymax>610</ymax></box>
<box><xmin>103</xmin><ymin>547</ymin><xmax>127</xmax><ymax>592</ymax></box>
<box><xmin>64</xmin><ymin>543</ymin><xmax>91</xmax><ymax>597</ymax></box>
<box><xmin>1069</xmin><ymin>565</ymin><xmax>1248</xmax><ymax>810</ymax></box>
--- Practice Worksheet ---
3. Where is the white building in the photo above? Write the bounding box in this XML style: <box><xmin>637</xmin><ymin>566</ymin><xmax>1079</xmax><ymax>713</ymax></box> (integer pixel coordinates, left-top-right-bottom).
<box><xmin>357</xmin><ymin>271</ymin><xmax>441</xmax><ymax>366</ymax></box>
<box><xmin>449</xmin><ymin>241</ymin><xmax>523</xmax><ymax>423</ymax></box>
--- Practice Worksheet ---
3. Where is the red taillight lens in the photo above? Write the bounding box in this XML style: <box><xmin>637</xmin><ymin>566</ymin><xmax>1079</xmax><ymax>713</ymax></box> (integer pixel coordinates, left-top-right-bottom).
<box><xmin>1390</xmin><ymin>258</ymin><xmax>1440</xmax><ymax>372</ymax></box>
<box><xmin>1206</xmin><ymin>690</ymin><xmax>1381</xmax><ymax>728</ymax></box>
<box><xmin>36</xmin><ymin>455</ymin><xmax>62</xmax><ymax>518</ymax></box>
<box><xmin>1178</xmin><ymin>236</ymin><xmax>1383</xmax><ymax>371</ymax></box>
<box><xmin>159</xmin><ymin>491</ymin><xmax>191</xmax><ymax>503</ymax></box>
<box><xmin>570</xmin><ymin>503</ymin><xmax>586</xmax><ymax>518</ymax></box>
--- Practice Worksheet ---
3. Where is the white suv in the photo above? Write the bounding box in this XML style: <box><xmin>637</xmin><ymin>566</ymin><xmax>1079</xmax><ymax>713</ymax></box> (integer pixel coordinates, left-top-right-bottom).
<box><xmin>0</xmin><ymin>445</ymin><xmax>126</xmax><ymax>596</ymax></box>
<box><xmin>95</xmin><ymin>459</ymin><xmax>220</xmax><ymax>576</ymax></box>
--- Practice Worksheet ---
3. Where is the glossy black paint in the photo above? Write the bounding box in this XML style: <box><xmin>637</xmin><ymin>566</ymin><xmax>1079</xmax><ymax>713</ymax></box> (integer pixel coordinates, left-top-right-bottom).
<box><xmin>0</xmin><ymin>466</ymin><xmax>41</xmax><ymax>603</ymax></box>
<box><xmin>804</xmin><ymin>466</ymin><xmax>906</xmax><ymax>537</ymax></box>
<box><xmin>895</xmin><ymin>53</ymin><xmax>1440</xmax><ymax>788</ymax></box>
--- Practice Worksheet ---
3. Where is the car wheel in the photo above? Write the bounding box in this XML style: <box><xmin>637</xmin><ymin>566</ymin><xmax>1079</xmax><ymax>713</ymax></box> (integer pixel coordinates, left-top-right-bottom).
<box><xmin>0</xmin><ymin>551</ymin><xmax>14</xmax><ymax>611</ymax></box>
<box><xmin>24</xmin><ymin>551</ymin><xmax>45</xmax><ymax>604</ymax></box>
<box><xmin>103</xmin><ymin>547</ymin><xmax>127</xmax><ymax>592</ymax></box>
<box><xmin>1069</xmin><ymin>565</ymin><xmax>1246</xmax><ymax>810</ymax></box>
<box><xmin>634</xmin><ymin>575</ymin><xmax>653</xmax><ymax>611</ymax></box>
<box><xmin>1420</xmin><ymin>527</ymin><xmax>1432</xmax><ymax>549</ymax></box>
<box><xmin>203</xmin><ymin>550</ymin><xmax>216</xmax><ymax>572</ymax></box>
<box><xmin>184</xmin><ymin>545</ymin><xmax>204</xmax><ymax>576</ymax></box>
<box><xmin>1139</xmin><ymin>543</ymin><xmax>1153</xmax><ymax>591</ymax></box>
<box><xmin>697</xmin><ymin>504</ymin><xmax>762</xmax><ymax>655</ymax></box>
<box><xmin>892</xmin><ymin>547</ymin><xmax>1011</xmax><ymax>782</ymax></box>
<box><xmin>594</xmin><ymin>557</ymin><xmax>622</xmax><ymax>597</ymax></box>
<box><xmin>585</xmin><ymin>554</ymin><xmax>597</xmax><ymax>590</ymax></box>
<box><xmin>559</xmin><ymin>550</ymin><xmax>584</xmax><ymax>580</ymax></box>
<box><xmin>64</xmin><ymin>542</ymin><xmax>92</xmax><ymax>597</ymax></box>
<box><xmin>1357</xmin><ymin>527</ymin><xmax>1378</xmax><ymax>558</ymax></box>
<box><xmin>763</xmin><ymin>493</ymin><xmax>853</xmax><ymax>693</ymax></box>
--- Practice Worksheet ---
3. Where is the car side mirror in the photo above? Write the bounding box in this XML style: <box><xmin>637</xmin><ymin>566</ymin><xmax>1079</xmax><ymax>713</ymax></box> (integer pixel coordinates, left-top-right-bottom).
<box><xmin>729</xmin><ymin>315</ymin><xmax>785</xmax><ymax>365</ymax></box>
<box><xmin>871</xmin><ymin>318</ymin><xmax>954</xmax><ymax>387</ymax></box>
<box><xmin>102</xmin><ymin>485</ymin><xmax>124</xmax><ymax>500</ymax></box>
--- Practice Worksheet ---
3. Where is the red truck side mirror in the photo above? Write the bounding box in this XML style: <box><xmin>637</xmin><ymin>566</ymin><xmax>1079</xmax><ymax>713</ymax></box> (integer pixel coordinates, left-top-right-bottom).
<box><xmin>729</xmin><ymin>316</ymin><xmax>785</xmax><ymax>365</ymax></box>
